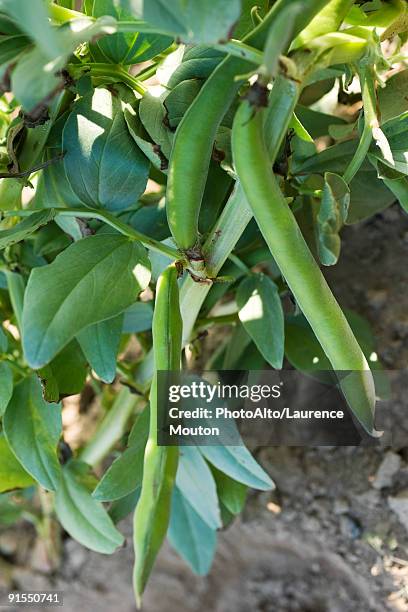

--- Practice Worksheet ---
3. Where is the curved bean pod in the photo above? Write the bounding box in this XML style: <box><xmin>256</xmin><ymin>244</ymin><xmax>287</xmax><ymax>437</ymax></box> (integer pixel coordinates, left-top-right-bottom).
<box><xmin>133</xmin><ymin>264</ymin><xmax>182</xmax><ymax>604</ymax></box>
<box><xmin>166</xmin><ymin>0</ymin><xmax>329</xmax><ymax>253</ymax></box>
<box><xmin>232</xmin><ymin>95</ymin><xmax>378</xmax><ymax>436</ymax></box>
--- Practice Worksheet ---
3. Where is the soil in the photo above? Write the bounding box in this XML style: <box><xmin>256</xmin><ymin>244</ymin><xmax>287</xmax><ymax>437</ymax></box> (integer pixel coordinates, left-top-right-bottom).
<box><xmin>0</xmin><ymin>205</ymin><xmax>407</xmax><ymax>612</ymax></box>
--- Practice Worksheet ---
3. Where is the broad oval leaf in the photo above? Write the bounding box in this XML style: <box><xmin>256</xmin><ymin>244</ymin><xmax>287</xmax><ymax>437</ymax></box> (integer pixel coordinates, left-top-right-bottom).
<box><xmin>38</xmin><ymin>341</ymin><xmax>88</xmax><ymax>402</ymax></box>
<box><xmin>236</xmin><ymin>273</ymin><xmax>284</xmax><ymax>369</ymax></box>
<box><xmin>0</xmin><ymin>433</ymin><xmax>35</xmax><ymax>493</ymax></box>
<box><xmin>3</xmin><ymin>376</ymin><xmax>62</xmax><ymax>491</ymax></box>
<box><xmin>77</xmin><ymin>314</ymin><xmax>123</xmax><ymax>383</ymax></box>
<box><xmin>211</xmin><ymin>466</ymin><xmax>247</xmax><ymax>516</ymax></box>
<box><xmin>176</xmin><ymin>447</ymin><xmax>221</xmax><ymax>529</ymax></box>
<box><xmin>168</xmin><ymin>486</ymin><xmax>217</xmax><ymax>575</ymax></box>
<box><xmin>199</xmin><ymin>445</ymin><xmax>274</xmax><ymax>491</ymax></box>
<box><xmin>91</xmin><ymin>0</ymin><xmax>172</xmax><ymax>64</ymax></box>
<box><xmin>316</xmin><ymin>172</ymin><xmax>350</xmax><ymax>266</ymax></box>
<box><xmin>55</xmin><ymin>460</ymin><xmax>124</xmax><ymax>554</ymax></box>
<box><xmin>63</xmin><ymin>88</ymin><xmax>150</xmax><ymax>212</ymax></box>
<box><xmin>123</xmin><ymin>301</ymin><xmax>153</xmax><ymax>333</ymax></box>
<box><xmin>22</xmin><ymin>235</ymin><xmax>151</xmax><ymax>369</ymax></box>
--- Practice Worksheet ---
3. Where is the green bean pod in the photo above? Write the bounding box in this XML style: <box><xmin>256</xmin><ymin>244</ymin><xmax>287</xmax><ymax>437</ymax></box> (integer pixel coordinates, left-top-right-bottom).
<box><xmin>232</xmin><ymin>97</ymin><xmax>378</xmax><ymax>436</ymax></box>
<box><xmin>166</xmin><ymin>0</ymin><xmax>329</xmax><ymax>253</ymax></box>
<box><xmin>133</xmin><ymin>264</ymin><xmax>182</xmax><ymax>604</ymax></box>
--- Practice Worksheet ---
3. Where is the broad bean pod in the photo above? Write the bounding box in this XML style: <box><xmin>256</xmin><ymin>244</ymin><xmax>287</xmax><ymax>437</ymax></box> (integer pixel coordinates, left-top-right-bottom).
<box><xmin>232</xmin><ymin>95</ymin><xmax>378</xmax><ymax>436</ymax></box>
<box><xmin>133</xmin><ymin>264</ymin><xmax>182</xmax><ymax>604</ymax></box>
<box><xmin>166</xmin><ymin>0</ymin><xmax>329</xmax><ymax>254</ymax></box>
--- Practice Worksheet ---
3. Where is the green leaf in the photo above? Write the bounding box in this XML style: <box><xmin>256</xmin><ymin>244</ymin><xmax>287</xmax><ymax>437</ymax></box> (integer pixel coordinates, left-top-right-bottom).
<box><xmin>109</xmin><ymin>487</ymin><xmax>141</xmax><ymax>524</ymax></box>
<box><xmin>316</xmin><ymin>172</ymin><xmax>350</xmax><ymax>266</ymax></box>
<box><xmin>295</xmin><ymin>105</ymin><xmax>346</xmax><ymax>139</ymax></box>
<box><xmin>0</xmin><ymin>31</ymin><xmax>30</xmax><ymax>74</ymax></box>
<box><xmin>0</xmin><ymin>0</ymin><xmax>63</xmax><ymax>59</ymax></box>
<box><xmin>211</xmin><ymin>466</ymin><xmax>247</xmax><ymax>515</ymax></box>
<box><xmin>0</xmin><ymin>361</ymin><xmax>13</xmax><ymax>416</ymax></box>
<box><xmin>168</xmin><ymin>486</ymin><xmax>217</xmax><ymax>575</ymax></box>
<box><xmin>22</xmin><ymin>234</ymin><xmax>151</xmax><ymax>369</ymax></box>
<box><xmin>138</xmin><ymin>93</ymin><xmax>173</xmax><ymax>160</ymax></box>
<box><xmin>369</xmin><ymin>155</ymin><xmax>408</xmax><ymax>213</ymax></box>
<box><xmin>0</xmin><ymin>433</ymin><xmax>35</xmax><ymax>493</ymax></box>
<box><xmin>92</xmin><ymin>408</ymin><xmax>149</xmax><ymax>501</ymax></box>
<box><xmin>77</xmin><ymin>315</ymin><xmax>123</xmax><ymax>383</ymax></box>
<box><xmin>378</xmin><ymin>69</ymin><xmax>408</xmax><ymax>122</ymax></box>
<box><xmin>371</xmin><ymin>113</ymin><xmax>408</xmax><ymax>176</ymax></box>
<box><xmin>122</xmin><ymin>0</ymin><xmax>241</xmax><ymax>44</ymax></box>
<box><xmin>33</xmin><ymin>223</ymin><xmax>71</xmax><ymax>257</ymax></box>
<box><xmin>236</xmin><ymin>273</ymin><xmax>284</xmax><ymax>369</ymax></box>
<box><xmin>3</xmin><ymin>376</ymin><xmax>62</xmax><ymax>491</ymax></box>
<box><xmin>11</xmin><ymin>17</ymin><xmax>117</xmax><ymax>111</ymax></box>
<box><xmin>123</xmin><ymin>302</ymin><xmax>153</xmax><ymax>333</ymax></box>
<box><xmin>124</xmin><ymin>105</ymin><xmax>169</xmax><ymax>172</ymax></box>
<box><xmin>63</xmin><ymin>88</ymin><xmax>150</xmax><ymax>211</ymax></box>
<box><xmin>91</xmin><ymin>0</ymin><xmax>172</xmax><ymax>64</ymax></box>
<box><xmin>199</xmin><ymin>446</ymin><xmax>274</xmax><ymax>491</ymax></box>
<box><xmin>5</xmin><ymin>271</ymin><xmax>25</xmax><ymax>331</ymax></box>
<box><xmin>55</xmin><ymin>460</ymin><xmax>124</xmax><ymax>554</ymax></box>
<box><xmin>0</xmin><ymin>491</ymin><xmax>27</xmax><ymax>525</ymax></box>
<box><xmin>347</xmin><ymin>171</ymin><xmax>395</xmax><ymax>223</ymax></box>
<box><xmin>164</xmin><ymin>79</ymin><xmax>202</xmax><ymax>130</ymax></box>
<box><xmin>40</xmin><ymin>340</ymin><xmax>88</xmax><ymax>401</ymax></box>
<box><xmin>34</xmin><ymin>113</ymin><xmax>84</xmax><ymax>209</ymax></box>
<box><xmin>168</xmin><ymin>45</ymin><xmax>224</xmax><ymax>89</ymax></box>
<box><xmin>176</xmin><ymin>447</ymin><xmax>221</xmax><ymax>529</ymax></box>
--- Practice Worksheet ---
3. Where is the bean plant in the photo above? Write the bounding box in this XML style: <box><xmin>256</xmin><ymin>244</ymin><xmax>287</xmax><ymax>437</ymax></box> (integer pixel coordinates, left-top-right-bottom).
<box><xmin>0</xmin><ymin>0</ymin><xmax>407</xmax><ymax>604</ymax></box>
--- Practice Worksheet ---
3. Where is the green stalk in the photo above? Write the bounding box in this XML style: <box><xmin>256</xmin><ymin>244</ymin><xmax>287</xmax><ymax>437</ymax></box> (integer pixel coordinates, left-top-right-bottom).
<box><xmin>78</xmin><ymin>64</ymin><xmax>147</xmax><ymax>96</ymax></box>
<box><xmin>214</xmin><ymin>40</ymin><xmax>264</xmax><ymax>66</ymax></box>
<box><xmin>180</xmin><ymin>184</ymin><xmax>252</xmax><ymax>345</ymax></box>
<box><xmin>3</xmin><ymin>208</ymin><xmax>182</xmax><ymax>261</ymax></box>
<box><xmin>343</xmin><ymin>66</ymin><xmax>378</xmax><ymax>184</ymax></box>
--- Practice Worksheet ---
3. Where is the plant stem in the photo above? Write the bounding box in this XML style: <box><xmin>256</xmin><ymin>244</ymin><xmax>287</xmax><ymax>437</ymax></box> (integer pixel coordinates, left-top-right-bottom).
<box><xmin>196</xmin><ymin>313</ymin><xmax>239</xmax><ymax>329</ymax></box>
<box><xmin>180</xmin><ymin>184</ymin><xmax>252</xmax><ymax>344</ymax></box>
<box><xmin>68</xmin><ymin>64</ymin><xmax>147</xmax><ymax>96</ymax></box>
<box><xmin>3</xmin><ymin>208</ymin><xmax>182</xmax><ymax>261</ymax></box>
<box><xmin>37</xmin><ymin>488</ymin><xmax>61</xmax><ymax>572</ymax></box>
<box><xmin>343</xmin><ymin>66</ymin><xmax>378</xmax><ymax>184</ymax></box>
<box><xmin>228</xmin><ymin>253</ymin><xmax>250</xmax><ymax>274</ymax></box>
<box><xmin>114</xmin><ymin>21</ymin><xmax>173</xmax><ymax>37</ymax></box>
<box><xmin>135</xmin><ymin>63</ymin><xmax>158</xmax><ymax>82</ymax></box>
<box><xmin>214</xmin><ymin>40</ymin><xmax>264</xmax><ymax>66</ymax></box>
<box><xmin>79</xmin><ymin>387</ymin><xmax>138</xmax><ymax>467</ymax></box>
